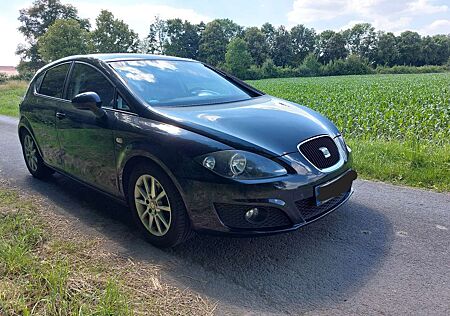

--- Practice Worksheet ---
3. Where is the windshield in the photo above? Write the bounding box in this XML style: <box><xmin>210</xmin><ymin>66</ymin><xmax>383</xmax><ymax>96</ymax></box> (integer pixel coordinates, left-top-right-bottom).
<box><xmin>109</xmin><ymin>60</ymin><xmax>252</xmax><ymax>107</ymax></box>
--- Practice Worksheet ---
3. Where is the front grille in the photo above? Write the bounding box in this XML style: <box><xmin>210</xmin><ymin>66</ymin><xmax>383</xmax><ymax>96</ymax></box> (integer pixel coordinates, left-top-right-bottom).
<box><xmin>214</xmin><ymin>203</ymin><xmax>291</xmax><ymax>229</ymax></box>
<box><xmin>299</xmin><ymin>136</ymin><xmax>340</xmax><ymax>169</ymax></box>
<box><xmin>295</xmin><ymin>191</ymin><xmax>349</xmax><ymax>221</ymax></box>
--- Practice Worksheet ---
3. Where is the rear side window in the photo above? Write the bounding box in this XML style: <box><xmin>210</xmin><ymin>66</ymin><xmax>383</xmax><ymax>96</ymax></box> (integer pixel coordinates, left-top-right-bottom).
<box><xmin>34</xmin><ymin>72</ymin><xmax>45</xmax><ymax>92</ymax></box>
<box><xmin>39</xmin><ymin>63</ymin><xmax>70</xmax><ymax>98</ymax></box>
<box><xmin>66</xmin><ymin>63</ymin><xmax>115</xmax><ymax>108</ymax></box>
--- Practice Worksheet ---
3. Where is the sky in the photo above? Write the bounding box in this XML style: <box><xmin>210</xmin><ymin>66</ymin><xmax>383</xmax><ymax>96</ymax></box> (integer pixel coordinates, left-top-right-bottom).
<box><xmin>1</xmin><ymin>0</ymin><xmax>449</xmax><ymax>66</ymax></box>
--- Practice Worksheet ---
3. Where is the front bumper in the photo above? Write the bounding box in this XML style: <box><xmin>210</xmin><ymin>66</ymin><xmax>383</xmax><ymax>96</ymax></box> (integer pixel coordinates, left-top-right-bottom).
<box><xmin>178</xmin><ymin>153</ymin><xmax>356</xmax><ymax>236</ymax></box>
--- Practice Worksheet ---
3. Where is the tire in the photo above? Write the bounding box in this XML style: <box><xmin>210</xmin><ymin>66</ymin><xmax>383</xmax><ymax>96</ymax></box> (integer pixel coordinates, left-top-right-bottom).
<box><xmin>20</xmin><ymin>131</ymin><xmax>54</xmax><ymax>179</ymax></box>
<box><xmin>127</xmin><ymin>162</ymin><xmax>193</xmax><ymax>248</ymax></box>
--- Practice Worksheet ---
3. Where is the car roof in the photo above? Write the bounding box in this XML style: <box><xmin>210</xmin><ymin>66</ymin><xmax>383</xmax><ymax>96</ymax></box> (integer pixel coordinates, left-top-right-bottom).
<box><xmin>64</xmin><ymin>53</ymin><xmax>196</xmax><ymax>63</ymax></box>
<box><xmin>34</xmin><ymin>53</ymin><xmax>199</xmax><ymax>77</ymax></box>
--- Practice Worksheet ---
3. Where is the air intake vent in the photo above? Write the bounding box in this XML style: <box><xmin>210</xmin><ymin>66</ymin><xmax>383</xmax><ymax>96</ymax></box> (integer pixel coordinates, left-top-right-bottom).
<box><xmin>214</xmin><ymin>204</ymin><xmax>291</xmax><ymax>229</ymax></box>
<box><xmin>298</xmin><ymin>136</ymin><xmax>340</xmax><ymax>169</ymax></box>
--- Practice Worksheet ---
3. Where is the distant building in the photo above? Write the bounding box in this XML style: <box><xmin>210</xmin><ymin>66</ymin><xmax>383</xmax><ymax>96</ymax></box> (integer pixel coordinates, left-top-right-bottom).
<box><xmin>0</xmin><ymin>66</ymin><xmax>18</xmax><ymax>76</ymax></box>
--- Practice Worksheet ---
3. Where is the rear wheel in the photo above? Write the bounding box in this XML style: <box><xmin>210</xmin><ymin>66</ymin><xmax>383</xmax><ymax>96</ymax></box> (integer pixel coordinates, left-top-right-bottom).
<box><xmin>127</xmin><ymin>163</ymin><xmax>193</xmax><ymax>248</ymax></box>
<box><xmin>21</xmin><ymin>131</ymin><xmax>54</xmax><ymax>179</ymax></box>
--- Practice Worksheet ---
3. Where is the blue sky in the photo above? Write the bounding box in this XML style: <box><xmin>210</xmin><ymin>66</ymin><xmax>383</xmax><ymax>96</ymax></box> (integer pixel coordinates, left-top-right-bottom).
<box><xmin>1</xmin><ymin>0</ymin><xmax>449</xmax><ymax>65</ymax></box>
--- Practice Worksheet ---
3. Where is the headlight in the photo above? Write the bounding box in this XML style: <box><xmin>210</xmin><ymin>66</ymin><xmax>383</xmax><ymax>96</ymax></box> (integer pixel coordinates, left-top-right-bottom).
<box><xmin>336</xmin><ymin>135</ymin><xmax>352</xmax><ymax>161</ymax></box>
<box><xmin>336</xmin><ymin>135</ymin><xmax>351</xmax><ymax>157</ymax></box>
<box><xmin>197</xmin><ymin>150</ymin><xmax>287</xmax><ymax>180</ymax></box>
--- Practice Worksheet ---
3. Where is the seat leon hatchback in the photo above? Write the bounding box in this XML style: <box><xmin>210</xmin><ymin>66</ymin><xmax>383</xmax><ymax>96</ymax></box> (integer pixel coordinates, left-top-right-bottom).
<box><xmin>18</xmin><ymin>54</ymin><xmax>357</xmax><ymax>248</ymax></box>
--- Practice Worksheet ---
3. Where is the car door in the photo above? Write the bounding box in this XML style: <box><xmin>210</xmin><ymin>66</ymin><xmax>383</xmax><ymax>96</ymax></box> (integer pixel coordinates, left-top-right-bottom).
<box><xmin>56</xmin><ymin>62</ymin><xmax>118</xmax><ymax>195</ymax></box>
<box><xmin>28</xmin><ymin>62</ymin><xmax>71</xmax><ymax>168</ymax></box>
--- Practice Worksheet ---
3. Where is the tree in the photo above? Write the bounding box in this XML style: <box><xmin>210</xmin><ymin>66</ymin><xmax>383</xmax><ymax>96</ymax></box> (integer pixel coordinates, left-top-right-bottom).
<box><xmin>316</xmin><ymin>30</ymin><xmax>348</xmax><ymax>64</ymax></box>
<box><xmin>290</xmin><ymin>25</ymin><xmax>316</xmax><ymax>65</ymax></box>
<box><xmin>91</xmin><ymin>10</ymin><xmax>139</xmax><ymax>53</ymax></box>
<box><xmin>38</xmin><ymin>19</ymin><xmax>90</xmax><ymax>62</ymax></box>
<box><xmin>143</xmin><ymin>16</ymin><xmax>167</xmax><ymax>54</ymax></box>
<box><xmin>421</xmin><ymin>35</ymin><xmax>450</xmax><ymax>65</ymax></box>
<box><xmin>397</xmin><ymin>31</ymin><xmax>422</xmax><ymax>66</ymax></box>
<box><xmin>374</xmin><ymin>32</ymin><xmax>399</xmax><ymax>66</ymax></box>
<box><xmin>225</xmin><ymin>38</ymin><xmax>253</xmax><ymax>78</ymax></box>
<box><xmin>199</xmin><ymin>20</ymin><xmax>228</xmax><ymax>66</ymax></box>
<box><xmin>343</xmin><ymin>23</ymin><xmax>377</xmax><ymax>61</ymax></box>
<box><xmin>16</xmin><ymin>0</ymin><xmax>89</xmax><ymax>72</ymax></box>
<box><xmin>164</xmin><ymin>19</ymin><xmax>201</xmax><ymax>59</ymax></box>
<box><xmin>215</xmin><ymin>18</ymin><xmax>243</xmax><ymax>40</ymax></box>
<box><xmin>272</xmin><ymin>26</ymin><xmax>292</xmax><ymax>67</ymax></box>
<box><xmin>261</xmin><ymin>23</ymin><xmax>276</xmax><ymax>59</ymax></box>
<box><xmin>243</xmin><ymin>27</ymin><xmax>268</xmax><ymax>66</ymax></box>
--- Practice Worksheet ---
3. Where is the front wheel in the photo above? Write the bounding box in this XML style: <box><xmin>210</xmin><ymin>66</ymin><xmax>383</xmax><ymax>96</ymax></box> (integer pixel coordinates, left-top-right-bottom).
<box><xmin>21</xmin><ymin>131</ymin><xmax>54</xmax><ymax>179</ymax></box>
<box><xmin>127</xmin><ymin>163</ymin><xmax>193</xmax><ymax>248</ymax></box>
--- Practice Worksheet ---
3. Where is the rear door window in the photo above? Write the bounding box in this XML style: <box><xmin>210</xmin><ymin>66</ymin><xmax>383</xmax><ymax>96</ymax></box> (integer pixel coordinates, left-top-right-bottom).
<box><xmin>39</xmin><ymin>63</ymin><xmax>70</xmax><ymax>98</ymax></box>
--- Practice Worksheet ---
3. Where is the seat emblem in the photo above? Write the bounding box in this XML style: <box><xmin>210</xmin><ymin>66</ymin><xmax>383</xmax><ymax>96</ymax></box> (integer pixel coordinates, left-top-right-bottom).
<box><xmin>319</xmin><ymin>147</ymin><xmax>331</xmax><ymax>158</ymax></box>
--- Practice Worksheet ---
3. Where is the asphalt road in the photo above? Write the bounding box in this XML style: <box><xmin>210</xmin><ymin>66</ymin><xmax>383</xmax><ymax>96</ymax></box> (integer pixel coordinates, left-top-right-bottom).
<box><xmin>0</xmin><ymin>115</ymin><xmax>449</xmax><ymax>315</ymax></box>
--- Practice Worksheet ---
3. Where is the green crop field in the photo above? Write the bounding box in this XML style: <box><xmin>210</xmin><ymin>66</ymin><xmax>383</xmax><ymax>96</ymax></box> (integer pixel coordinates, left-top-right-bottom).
<box><xmin>249</xmin><ymin>73</ymin><xmax>450</xmax><ymax>191</ymax></box>
<box><xmin>1</xmin><ymin>73</ymin><xmax>449</xmax><ymax>190</ymax></box>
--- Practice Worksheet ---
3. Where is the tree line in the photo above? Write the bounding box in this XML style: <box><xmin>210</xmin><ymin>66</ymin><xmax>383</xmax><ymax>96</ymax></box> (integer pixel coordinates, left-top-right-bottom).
<box><xmin>16</xmin><ymin>0</ymin><xmax>450</xmax><ymax>80</ymax></box>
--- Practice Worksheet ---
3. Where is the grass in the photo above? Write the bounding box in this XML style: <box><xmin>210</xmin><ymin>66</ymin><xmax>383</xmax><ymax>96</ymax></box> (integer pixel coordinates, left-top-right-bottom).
<box><xmin>249</xmin><ymin>73</ymin><xmax>450</xmax><ymax>191</ymax></box>
<box><xmin>0</xmin><ymin>189</ymin><xmax>133</xmax><ymax>315</ymax></box>
<box><xmin>0</xmin><ymin>186</ymin><xmax>214</xmax><ymax>315</ymax></box>
<box><xmin>0</xmin><ymin>81</ymin><xmax>27</xmax><ymax>117</ymax></box>
<box><xmin>348</xmin><ymin>139</ymin><xmax>450</xmax><ymax>191</ymax></box>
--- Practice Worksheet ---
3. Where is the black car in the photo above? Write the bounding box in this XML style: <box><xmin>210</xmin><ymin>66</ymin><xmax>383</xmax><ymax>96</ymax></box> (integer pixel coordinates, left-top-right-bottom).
<box><xmin>18</xmin><ymin>54</ymin><xmax>357</xmax><ymax>247</ymax></box>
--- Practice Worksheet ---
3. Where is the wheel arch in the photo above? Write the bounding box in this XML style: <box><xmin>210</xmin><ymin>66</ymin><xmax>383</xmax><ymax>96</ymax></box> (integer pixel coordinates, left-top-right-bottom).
<box><xmin>119</xmin><ymin>153</ymin><xmax>187</xmax><ymax>209</ymax></box>
<box><xmin>18</xmin><ymin>118</ymin><xmax>44</xmax><ymax>158</ymax></box>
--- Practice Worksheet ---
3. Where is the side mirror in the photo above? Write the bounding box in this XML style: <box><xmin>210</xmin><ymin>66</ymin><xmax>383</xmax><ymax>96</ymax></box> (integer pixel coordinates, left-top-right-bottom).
<box><xmin>71</xmin><ymin>92</ymin><xmax>105</xmax><ymax>118</ymax></box>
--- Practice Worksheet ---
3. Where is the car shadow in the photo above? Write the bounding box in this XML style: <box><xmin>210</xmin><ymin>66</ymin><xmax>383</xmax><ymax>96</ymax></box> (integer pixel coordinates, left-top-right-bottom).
<box><xmin>20</xmin><ymin>173</ymin><xmax>393</xmax><ymax>314</ymax></box>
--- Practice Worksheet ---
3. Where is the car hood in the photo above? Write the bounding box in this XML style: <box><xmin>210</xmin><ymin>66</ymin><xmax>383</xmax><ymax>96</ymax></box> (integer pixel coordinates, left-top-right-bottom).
<box><xmin>153</xmin><ymin>96</ymin><xmax>340</xmax><ymax>157</ymax></box>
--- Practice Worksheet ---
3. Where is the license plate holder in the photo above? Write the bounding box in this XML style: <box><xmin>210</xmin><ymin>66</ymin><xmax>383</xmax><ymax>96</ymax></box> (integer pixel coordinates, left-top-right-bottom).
<box><xmin>315</xmin><ymin>170</ymin><xmax>357</xmax><ymax>206</ymax></box>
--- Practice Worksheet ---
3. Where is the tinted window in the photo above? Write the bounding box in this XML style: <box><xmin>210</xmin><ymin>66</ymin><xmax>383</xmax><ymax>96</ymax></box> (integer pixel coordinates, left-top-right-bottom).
<box><xmin>39</xmin><ymin>63</ymin><xmax>70</xmax><ymax>98</ymax></box>
<box><xmin>34</xmin><ymin>72</ymin><xmax>45</xmax><ymax>92</ymax></box>
<box><xmin>109</xmin><ymin>60</ymin><xmax>251</xmax><ymax>107</ymax></box>
<box><xmin>67</xmin><ymin>63</ymin><xmax>115</xmax><ymax>108</ymax></box>
<box><xmin>117</xmin><ymin>94</ymin><xmax>131</xmax><ymax>111</ymax></box>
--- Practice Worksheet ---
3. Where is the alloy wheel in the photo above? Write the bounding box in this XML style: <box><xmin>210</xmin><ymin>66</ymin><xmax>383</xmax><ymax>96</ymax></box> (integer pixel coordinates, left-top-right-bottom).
<box><xmin>24</xmin><ymin>135</ymin><xmax>38</xmax><ymax>172</ymax></box>
<box><xmin>134</xmin><ymin>174</ymin><xmax>172</xmax><ymax>236</ymax></box>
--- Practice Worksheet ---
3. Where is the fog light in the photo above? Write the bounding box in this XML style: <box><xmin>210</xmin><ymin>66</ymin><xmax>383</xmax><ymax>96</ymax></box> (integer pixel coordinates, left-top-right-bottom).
<box><xmin>202</xmin><ymin>156</ymin><xmax>216</xmax><ymax>170</ymax></box>
<box><xmin>245</xmin><ymin>208</ymin><xmax>259</xmax><ymax>220</ymax></box>
<box><xmin>244</xmin><ymin>207</ymin><xmax>267</xmax><ymax>224</ymax></box>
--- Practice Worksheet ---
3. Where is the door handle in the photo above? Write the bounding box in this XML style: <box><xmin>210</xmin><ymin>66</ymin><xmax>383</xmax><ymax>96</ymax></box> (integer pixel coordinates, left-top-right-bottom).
<box><xmin>56</xmin><ymin>112</ymin><xmax>66</xmax><ymax>119</ymax></box>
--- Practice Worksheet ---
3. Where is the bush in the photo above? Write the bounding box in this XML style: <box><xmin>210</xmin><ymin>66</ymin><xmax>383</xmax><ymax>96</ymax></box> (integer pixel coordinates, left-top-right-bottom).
<box><xmin>322</xmin><ymin>55</ymin><xmax>374</xmax><ymax>76</ymax></box>
<box><xmin>0</xmin><ymin>73</ymin><xmax>8</xmax><ymax>84</ymax></box>
<box><xmin>300</xmin><ymin>53</ymin><xmax>322</xmax><ymax>76</ymax></box>
<box><xmin>261</xmin><ymin>59</ymin><xmax>279</xmax><ymax>79</ymax></box>
<box><xmin>376</xmin><ymin>65</ymin><xmax>449</xmax><ymax>74</ymax></box>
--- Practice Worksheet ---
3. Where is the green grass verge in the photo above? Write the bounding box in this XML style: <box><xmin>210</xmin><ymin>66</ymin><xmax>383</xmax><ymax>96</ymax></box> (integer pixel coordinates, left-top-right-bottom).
<box><xmin>349</xmin><ymin>139</ymin><xmax>450</xmax><ymax>191</ymax></box>
<box><xmin>0</xmin><ymin>81</ymin><xmax>27</xmax><ymax>117</ymax></box>
<box><xmin>0</xmin><ymin>189</ymin><xmax>133</xmax><ymax>315</ymax></box>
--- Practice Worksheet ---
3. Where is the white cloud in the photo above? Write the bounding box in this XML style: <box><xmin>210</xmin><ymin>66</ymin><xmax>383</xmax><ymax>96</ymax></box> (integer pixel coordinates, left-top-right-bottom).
<box><xmin>74</xmin><ymin>2</ymin><xmax>211</xmax><ymax>37</ymax></box>
<box><xmin>420</xmin><ymin>19</ymin><xmax>450</xmax><ymax>35</ymax></box>
<box><xmin>288</xmin><ymin>0</ymin><xmax>448</xmax><ymax>33</ymax></box>
<box><xmin>287</xmin><ymin>0</ymin><xmax>348</xmax><ymax>23</ymax></box>
<box><xmin>406</xmin><ymin>0</ymin><xmax>448</xmax><ymax>14</ymax></box>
